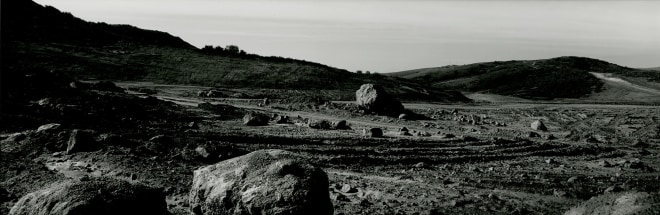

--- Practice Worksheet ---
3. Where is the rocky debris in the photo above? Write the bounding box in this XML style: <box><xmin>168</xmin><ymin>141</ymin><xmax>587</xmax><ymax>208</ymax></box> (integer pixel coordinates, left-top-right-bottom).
<box><xmin>417</xmin><ymin>131</ymin><xmax>432</xmax><ymax>137</ymax></box>
<box><xmin>414</xmin><ymin>162</ymin><xmax>429</xmax><ymax>168</ymax></box>
<box><xmin>598</xmin><ymin>160</ymin><xmax>612</xmax><ymax>167</ymax></box>
<box><xmin>461</xmin><ymin>136</ymin><xmax>479</xmax><ymax>141</ymax></box>
<box><xmin>37</xmin><ymin>123</ymin><xmax>61</xmax><ymax>132</ymax></box>
<box><xmin>1</xmin><ymin>132</ymin><xmax>26</xmax><ymax>143</ymax></box>
<box><xmin>437</xmin><ymin>133</ymin><xmax>455</xmax><ymax>139</ymax></box>
<box><xmin>308</xmin><ymin>119</ymin><xmax>332</xmax><ymax>129</ymax></box>
<box><xmin>8</xmin><ymin>178</ymin><xmax>168</xmax><ymax>215</ymax></box>
<box><xmin>398</xmin><ymin>113</ymin><xmax>408</xmax><ymax>120</ymax></box>
<box><xmin>274</xmin><ymin>115</ymin><xmax>289</xmax><ymax>124</ymax></box>
<box><xmin>66</xmin><ymin>129</ymin><xmax>96</xmax><ymax>154</ymax></box>
<box><xmin>545</xmin><ymin>158</ymin><xmax>556</xmax><ymax>164</ymax></box>
<box><xmin>355</xmin><ymin>84</ymin><xmax>404</xmax><ymax>116</ymax></box>
<box><xmin>567</xmin><ymin>176</ymin><xmax>580</xmax><ymax>184</ymax></box>
<box><xmin>563</xmin><ymin>192</ymin><xmax>660</xmax><ymax>215</ymax></box>
<box><xmin>187</xmin><ymin>122</ymin><xmax>199</xmax><ymax>129</ymax></box>
<box><xmin>528</xmin><ymin>132</ymin><xmax>541</xmax><ymax>138</ymax></box>
<box><xmin>332</xmin><ymin>120</ymin><xmax>351</xmax><ymax>130</ymax></box>
<box><xmin>189</xmin><ymin>149</ymin><xmax>333</xmax><ymax>215</ymax></box>
<box><xmin>363</xmin><ymin>128</ymin><xmax>383</xmax><ymax>138</ymax></box>
<box><xmin>206</xmin><ymin>90</ymin><xmax>223</xmax><ymax>97</ymax></box>
<box><xmin>340</xmin><ymin>184</ymin><xmax>357</xmax><ymax>193</ymax></box>
<box><xmin>603</xmin><ymin>185</ymin><xmax>624</xmax><ymax>194</ymax></box>
<box><xmin>243</xmin><ymin>112</ymin><xmax>270</xmax><ymax>126</ymax></box>
<box><xmin>554</xmin><ymin>189</ymin><xmax>569</xmax><ymax>197</ymax></box>
<box><xmin>197</xmin><ymin>91</ymin><xmax>205</xmax><ymax>97</ymax></box>
<box><xmin>400</xmin><ymin>127</ymin><xmax>409</xmax><ymax>132</ymax></box>
<box><xmin>263</xmin><ymin>98</ymin><xmax>270</xmax><ymax>106</ymax></box>
<box><xmin>624</xmin><ymin>159</ymin><xmax>644</xmax><ymax>169</ymax></box>
<box><xmin>531</xmin><ymin>120</ymin><xmax>548</xmax><ymax>131</ymax></box>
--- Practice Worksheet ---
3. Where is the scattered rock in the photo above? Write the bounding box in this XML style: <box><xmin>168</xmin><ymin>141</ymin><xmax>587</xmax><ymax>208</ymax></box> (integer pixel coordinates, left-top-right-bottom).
<box><xmin>438</xmin><ymin>133</ymin><xmax>455</xmax><ymax>139</ymax></box>
<box><xmin>8</xmin><ymin>178</ymin><xmax>168</xmax><ymax>215</ymax></box>
<box><xmin>567</xmin><ymin>176</ymin><xmax>580</xmax><ymax>184</ymax></box>
<box><xmin>417</xmin><ymin>131</ymin><xmax>432</xmax><ymax>137</ymax></box>
<box><xmin>554</xmin><ymin>189</ymin><xmax>568</xmax><ymax>197</ymax></box>
<box><xmin>355</xmin><ymin>84</ymin><xmax>404</xmax><ymax>116</ymax></box>
<box><xmin>340</xmin><ymin>184</ymin><xmax>357</xmax><ymax>193</ymax></box>
<box><xmin>206</xmin><ymin>90</ymin><xmax>223</xmax><ymax>97</ymax></box>
<box><xmin>189</xmin><ymin>149</ymin><xmax>333</xmax><ymax>215</ymax></box>
<box><xmin>2</xmin><ymin>132</ymin><xmax>26</xmax><ymax>143</ymax></box>
<box><xmin>363</xmin><ymin>128</ymin><xmax>383</xmax><ymax>138</ymax></box>
<box><xmin>242</xmin><ymin>112</ymin><xmax>269</xmax><ymax>126</ymax></box>
<box><xmin>545</xmin><ymin>158</ymin><xmax>556</xmax><ymax>164</ymax></box>
<box><xmin>37</xmin><ymin>123</ymin><xmax>61</xmax><ymax>132</ymax></box>
<box><xmin>531</xmin><ymin>120</ymin><xmax>548</xmax><ymax>131</ymax></box>
<box><xmin>275</xmin><ymin>115</ymin><xmax>289</xmax><ymax>124</ymax></box>
<box><xmin>66</xmin><ymin>129</ymin><xmax>96</xmax><ymax>154</ymax></box>
<box><xmin>563</xmin><ymin>192</ymin><xmax>660</xmax><ymax>215</ymax></box>
<box><xmin>461</xmin><ymin>136</ymin><xmax>479</xmax><ymax>141</ymax></box>
<box><xmin>528</xmin><ymin>132</ymin><xmax>541</xmax><ymax>138</ymax></box>
<box><xmin>603</xmin><ymin>185</ymin><xmax>623</xmax><ymax>194</ymax></box>
<box><xmin>308</xmin><ymin>119</ymin><xmax>332</xmax><ymax>129</ymax></box>
<box><xmin>414</xmin><ymin>162</ymin><xmax>429</xmax><ymax>168</ymax></box>
<box><xmin>332</xmin><ymin>120</ymin><xmax>350</xmax><ymax>130</ymax></box>
<box><xmin>598</xmin><ymin>160</ymin><xmax>612</xmax><ymax>168</ymax></box>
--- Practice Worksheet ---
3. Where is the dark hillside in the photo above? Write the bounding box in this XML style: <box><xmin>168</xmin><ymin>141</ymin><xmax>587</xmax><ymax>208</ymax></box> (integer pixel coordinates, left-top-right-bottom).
<box><xmin>389</xmin><ymin>56</ymin><xmax>658</xmax><ymax>100</ymax></box>
<box><xmin>1</xmin><ymin>0</ymin><xmax>468</xmax><ymax>102</ymax></box>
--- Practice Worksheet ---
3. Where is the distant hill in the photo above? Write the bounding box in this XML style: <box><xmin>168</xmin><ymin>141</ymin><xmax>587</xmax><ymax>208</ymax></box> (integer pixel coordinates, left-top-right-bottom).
<box><xmin>1</xmin><ymin>0</ymin><xmax>468</xmax><ymax>103</ymax></box>
<box><xmin>389</xmin><ymin>57</ymin><xmax>660</xmax><ymax>100</ymax></box>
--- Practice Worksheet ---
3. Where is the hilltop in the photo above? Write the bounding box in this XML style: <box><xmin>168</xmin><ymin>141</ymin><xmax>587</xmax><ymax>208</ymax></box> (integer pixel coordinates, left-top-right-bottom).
<box><xmin>1</xmin><ymin>0</ymin><xmax>467</xmax><ymax>103</ymax></box>
<box><xmin>389</xmin><ymin>56</ymin><xmax>660</xmax><ymax>102</ymax></box>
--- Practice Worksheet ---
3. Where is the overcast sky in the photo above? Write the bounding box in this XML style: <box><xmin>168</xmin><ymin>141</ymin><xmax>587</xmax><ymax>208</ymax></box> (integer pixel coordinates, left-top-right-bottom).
<box><xmin>34</xmin><ymin>0</ymin><xmax>660</xmax><ymax>72</ymax></box>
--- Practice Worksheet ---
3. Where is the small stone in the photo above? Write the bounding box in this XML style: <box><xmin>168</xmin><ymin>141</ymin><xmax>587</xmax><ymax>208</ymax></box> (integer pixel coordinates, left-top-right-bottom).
<box><xmin>130</xmin><ymin>173</ymin><xmax>137</xmax><ymax>180</ymax></box>
<box><xmin>414</xmin><ymin>162</ymin><xmax>428</xmax><ymax>168</ymax></box>
<box><xmin>545</xmin><ymin>158</ymin><xmax>555</xmax><ymax>164</ymax></box>
<box><xmin>604</xmin><ymin>185</ymin><xmax>623</xmax><ymax>194</ymax></box>
<box><xmin>567</xmin><ymin>176</ymin><xmax>579</xmax><ymax>183</ymax></box>
<box><xmin>598</xmin><ymin>160</ymin><xmax>612</xmax><ymax>167</ymax></box>
<box><xmin>341</xmin><ymin>184</ymin><xmax>357</xmax><ymax>193</ymax></box>
<box><xmin>37</xmin><ymin>123</ymin><xmax>61</xmax><ymax>132</ymax></box>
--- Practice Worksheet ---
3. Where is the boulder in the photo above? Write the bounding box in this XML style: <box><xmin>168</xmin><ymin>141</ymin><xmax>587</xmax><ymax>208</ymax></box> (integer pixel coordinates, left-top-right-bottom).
<box><xmin>563</xmin><ymin>192</ymin><xmax>660</xmax><ymax>215</ymax></box>
<box><xmin>531</xmin><ymin>120</ymin><xmax>548</xmax><ymax>131</ymax></box>
<box><xmin>363</xmin><ymin>128</ymin><xmax>383</xmax><ymax>138</ymax></box>
<box><xmin>332</xmin><ymin>120</ymin><xmax>350</xmax><ymax>130</ymax></box>
<box><xmin>206</xmin><ymin>90</ymin><xmax>223</xmax><ymax>97</ymax></box>
<box><xmin>275</xmin><ymin>115</ymin><xmax>289</xmax><ymax>124</ymax></box>
<box><xmin>243</xmin><ymin>112</ymin><xmax>269</xmax><ymax>126</ymax></box>
<box><xmin>308</xmin><ymin>119</ymin><xmax>332</xmax><ymax>129</ymax></box>
<box><xmin>189</xmin><ymin>149</ymin><xmax>333</xmax><ymax>215</ymax></box>
<box><xmin>9</xmin><ymin>178</ymin><xmax>168</xmax><ymax>215</ymax></box>
<box><xmin>66</xmin><ymin>129</ymin><xmax>96</xmax><ymax>154</ymax></box>
<box><xmin>355</xmin><ymin>84</ymin><xmax>404</xmax><ymax>116</ymax></box>
<box><xmin>37</xmin><ymin>123</ymin><xmax>61</xmax><ymax>132</ymax></box>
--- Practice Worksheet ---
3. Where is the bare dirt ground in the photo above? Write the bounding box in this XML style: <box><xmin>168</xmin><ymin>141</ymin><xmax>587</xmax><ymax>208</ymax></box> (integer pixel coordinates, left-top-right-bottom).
<box><xmin>2</xmin><ymin>81</ymin><xmax>659</xmax><ymax>215</ymax></box>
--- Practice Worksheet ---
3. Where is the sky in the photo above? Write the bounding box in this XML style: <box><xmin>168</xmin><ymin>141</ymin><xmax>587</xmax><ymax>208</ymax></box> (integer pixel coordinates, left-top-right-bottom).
<box><xmin>34</xmin><ymin>0</ymin><xmax>660</xmax><ymax>72</ymax></box>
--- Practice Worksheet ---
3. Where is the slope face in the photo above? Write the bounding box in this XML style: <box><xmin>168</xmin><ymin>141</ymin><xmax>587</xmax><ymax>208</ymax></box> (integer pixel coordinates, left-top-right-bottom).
<box><xmin>390</xmin><ymin>57</ymin><xmax>660</xmax><ymax>100</ymax></box>
<box><xmin>1</xmin><ymin>0</ymin><xmax>468</xmax><ymax>102</ymax></box>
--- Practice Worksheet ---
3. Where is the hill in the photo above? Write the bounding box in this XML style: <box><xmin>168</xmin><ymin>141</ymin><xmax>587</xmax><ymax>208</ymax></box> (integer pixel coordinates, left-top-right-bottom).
<box><xmin>1</xmin><ymin>0</ymin><xmax>468</xmax><ymax>103</ymax></box>
<box><xmin>389</xmin><ymin>57</ymin><xmax>660</xmax><ymax>101</ymax></box>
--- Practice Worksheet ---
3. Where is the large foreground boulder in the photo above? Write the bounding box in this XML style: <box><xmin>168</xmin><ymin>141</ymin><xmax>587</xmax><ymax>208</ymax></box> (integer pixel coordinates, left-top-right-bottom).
<box><xmin>564</xmin><ymin>191</ymin><xmax>660</xmax><ymax>215</ymax></box>
<box><xmin>355</xmin><ymin>84</ymin><xmax>404</xmax><ymax>116</ymax></box>
<box><xmin>189</xmin><ymin>149</ymin><xmax>333</xmax><ymax>215</ymax></box>
<box><xmin>9</xmin><ymin>178</ymin><xmax>169</xmax><ymax>215</ymax></box>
